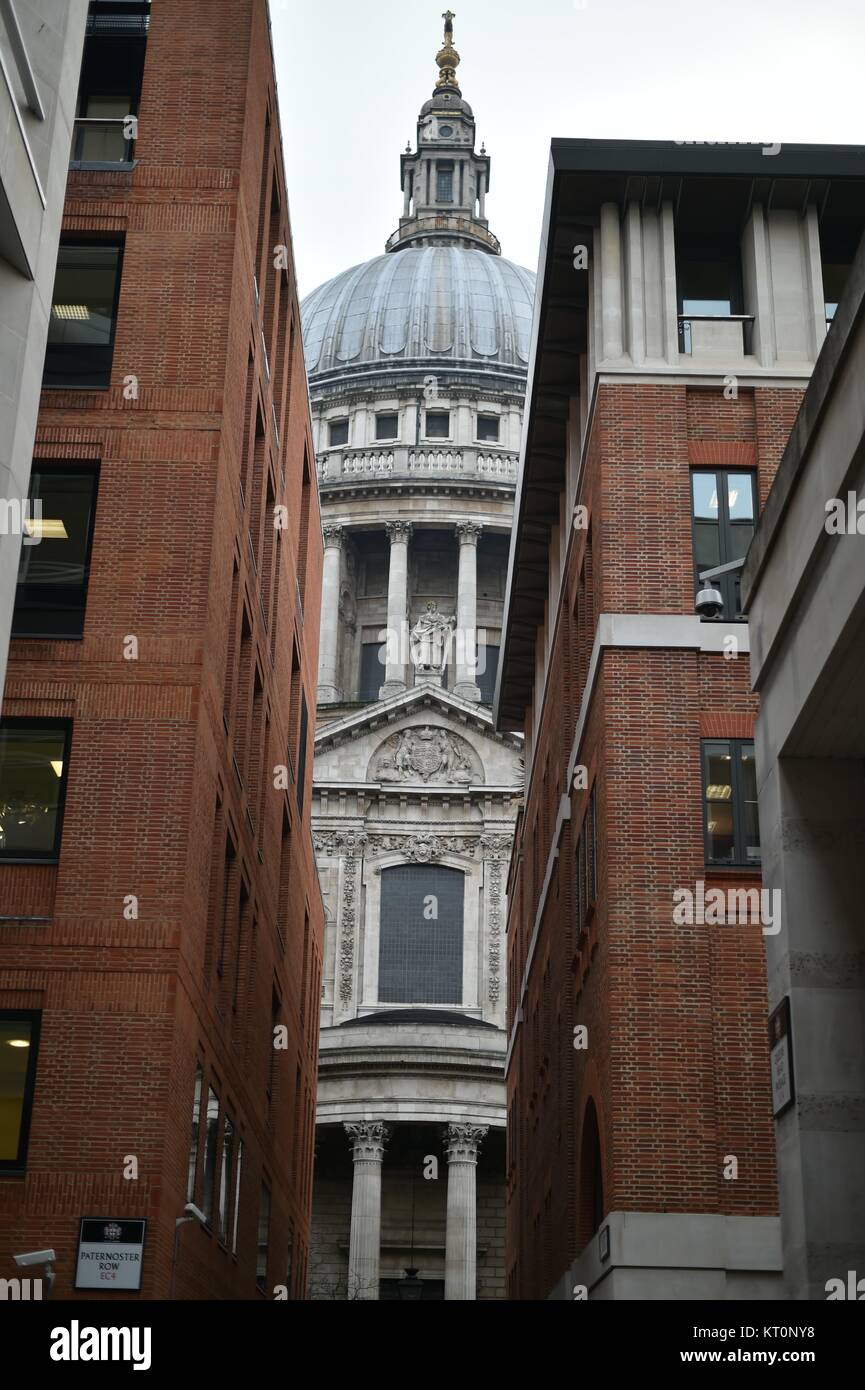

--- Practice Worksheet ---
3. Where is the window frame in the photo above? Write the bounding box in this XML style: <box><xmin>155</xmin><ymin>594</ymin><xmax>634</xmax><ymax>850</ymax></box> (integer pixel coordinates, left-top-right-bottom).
<box><xmin>374</xmin><ymin>412</ymin><xmax>399</xmax><ymax>442</ymax></box>
<box><xmin>12</xmin><ymin>464</ymin><xmax>100</xmax><ymax>640</ymax></box>
<box><xmin>0</xmin><ymin>1009</ymin><xmax>42</xmax><ymax>1173</ymax></box>
<box><xmin>476</xmin><ymin>413</ymin><xmax>500</xmax><ymax>443</ymax></box>
<box><xmin>43</xmin><ymin>238</ymin><xmax>125</xmax><ymax>390</ymax></box>
<box><xmin>0</xmin><ymin>718</ymin><xmax>73</xmax><ymax>863</ymax></box>
<box><xmin>701</xmin><ymin>737</ymin><xmax>760</xmax><ymax>869</ymax></box>
<box><xmin>690</xmin><ymin>468</ymin><xmax>757</xmax><ymax>619</ymax></box>
<box><xmin>423</xmin><ymin>409</ymin><xmax>451</xmax><ymax>440</ymax></box>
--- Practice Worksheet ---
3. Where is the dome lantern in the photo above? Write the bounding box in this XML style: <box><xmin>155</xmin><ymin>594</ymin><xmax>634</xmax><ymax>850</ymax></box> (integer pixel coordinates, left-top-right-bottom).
<box><xmin>388</xmin><ymin>13</ymin><xmax>496</xmax><ymax>255</ymax></box>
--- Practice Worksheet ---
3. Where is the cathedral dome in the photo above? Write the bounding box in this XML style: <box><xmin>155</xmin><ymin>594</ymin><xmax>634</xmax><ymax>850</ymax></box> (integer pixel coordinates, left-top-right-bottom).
<box><xmin>301</xmin><ymin>245</ymin><xmax>535</xmax><ymax>388</ymax></box>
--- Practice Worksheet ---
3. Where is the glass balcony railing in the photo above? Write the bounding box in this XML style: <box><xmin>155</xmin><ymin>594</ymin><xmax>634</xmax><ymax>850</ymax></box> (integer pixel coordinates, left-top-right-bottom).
<box><xmin>71</xmin><ymin>117</ymin><xmax>135</xmax><ymax>166</ymax></box>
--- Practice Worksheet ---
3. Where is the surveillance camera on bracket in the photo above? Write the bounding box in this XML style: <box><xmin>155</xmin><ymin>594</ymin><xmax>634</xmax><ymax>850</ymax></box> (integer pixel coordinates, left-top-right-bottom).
<box><xmin>14</xmin><ymin>1249</ymin><xmax>56</xmax><ymax>1268</ymax></box>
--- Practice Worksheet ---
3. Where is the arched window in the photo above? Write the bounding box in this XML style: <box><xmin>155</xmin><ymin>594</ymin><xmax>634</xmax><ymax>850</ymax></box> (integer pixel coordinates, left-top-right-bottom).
<box><xmin>378</xmin><ymin>864</ymin><xmax>464</xmax><ymax>1004</ymax></box>
<box><xmin>578</xmin><ymin>1099</ymin><xmax>604</xmax><ymax>1248</ymax></box>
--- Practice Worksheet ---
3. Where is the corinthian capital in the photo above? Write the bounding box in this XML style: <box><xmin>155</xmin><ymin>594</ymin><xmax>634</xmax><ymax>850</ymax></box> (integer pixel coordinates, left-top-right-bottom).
<box><xmin>385</xmin><ymin>520</ymin><xmax>413</xmax><ymax>545</ymax></box>
<box><xmin>322</xmin><ymin>523</ymin><xmax>344</xmax><ymax>548</ymax></box>
<box><xmin>444</xmin><ymin>1122</ymin><xmax>488</xmax><ymax>1163</ymax></box>
<box><xmin>455</xmin><ymin>521</ymin><xmax>483</xmax><ymax>545</ymax></box>
<box><xmin>345</xmin><ymin>1120</ymin><xmax>391</xmax><ymax>1161</ymax></box>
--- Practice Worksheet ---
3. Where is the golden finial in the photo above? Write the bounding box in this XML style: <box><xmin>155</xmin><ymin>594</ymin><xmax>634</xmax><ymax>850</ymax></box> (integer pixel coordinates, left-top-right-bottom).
<box><xmin>435</xmin><ymin>10</ymin><xmax>460</xmax><ymax>89</ymax></box>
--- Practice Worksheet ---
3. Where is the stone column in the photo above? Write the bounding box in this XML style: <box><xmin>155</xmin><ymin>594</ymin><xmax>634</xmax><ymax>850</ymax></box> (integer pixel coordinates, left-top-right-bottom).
<box><xmin>380</xmin><ymin>521</ymin><xmax>412</xmax><ymax>697</ymax></box>
<box><xmin>344</xmin><ymin>1121</ymin><xmax>390</xmax><ymax>1300</ymax></box>
<box><xmin>317</xmin><ymin>525</ymin><xmax>344</xmax><ymax>703</ymax></box>
<box><xmin>444</xmin><ymin>1122</ymin><xmax>488</xmax><ymax>1300</ymax></box>
<box><xmin>453</xmin><ymin>522</ymin><xmax>482</xmax><ymax>701</ymax></box>
<box><xmin>478</xmin><ymin>169</ymin><xmax>486</xmax><ymax>219</ymax></box>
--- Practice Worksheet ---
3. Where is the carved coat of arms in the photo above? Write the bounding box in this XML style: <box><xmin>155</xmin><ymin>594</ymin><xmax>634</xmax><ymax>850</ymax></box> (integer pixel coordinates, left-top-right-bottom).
<box><xmin>371</xmin><ymin>725</ymin><xmax>480</xmax><ymax>785</ymax></box>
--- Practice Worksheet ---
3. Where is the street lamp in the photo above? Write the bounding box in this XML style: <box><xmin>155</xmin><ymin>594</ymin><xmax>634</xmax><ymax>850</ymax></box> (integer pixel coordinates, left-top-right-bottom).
<box><xmin>396</xmin><ymin>1174</ymin><xmax>424</xmax><ymax>1301</ymax></box>
<box><xmin>169</xmin><ymin>1202</ymin><xmax>206</xmax><ymax>1300</ymax></box>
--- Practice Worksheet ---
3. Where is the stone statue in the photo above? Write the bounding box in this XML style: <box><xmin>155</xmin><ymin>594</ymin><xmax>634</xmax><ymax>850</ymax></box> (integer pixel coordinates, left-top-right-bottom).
<box><xmin>410</xmin><ymin>601</ymin><xmax>455</xmax><ymax>673</ymax></box>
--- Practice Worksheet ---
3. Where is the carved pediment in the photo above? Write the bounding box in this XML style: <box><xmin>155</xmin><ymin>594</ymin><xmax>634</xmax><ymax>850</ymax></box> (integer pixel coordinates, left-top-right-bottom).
<box><xmin>369</xmin><ymin>725</ymin><xmax>484</xmax><ymax>786</ymax></box>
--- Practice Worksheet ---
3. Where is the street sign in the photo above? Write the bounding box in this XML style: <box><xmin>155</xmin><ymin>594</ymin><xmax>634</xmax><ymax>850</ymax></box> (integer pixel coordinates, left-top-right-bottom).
<box><xmin>74</xmin><ymin>1218</ymin><xmax>146</xmax><ymax>1291</ymax></box>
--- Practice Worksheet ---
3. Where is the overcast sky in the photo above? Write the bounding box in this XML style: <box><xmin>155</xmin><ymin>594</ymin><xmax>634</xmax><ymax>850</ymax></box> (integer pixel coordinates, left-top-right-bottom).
<box><xmin>271</xmin><ymin>0</ymin><xmax>865</xmax><ymax>299</ymax></box>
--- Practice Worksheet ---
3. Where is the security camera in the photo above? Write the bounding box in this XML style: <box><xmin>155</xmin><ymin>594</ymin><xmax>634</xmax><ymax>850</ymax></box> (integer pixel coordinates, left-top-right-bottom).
<box><xmin>14</xmin><ymin>1249</ymin><xmax>56</xmax><ymax>1268</ymax></box>
<box><xmin>695</xmin><ymin>583</ymin><xmax>724</xmax><ymax>619</ymax></box>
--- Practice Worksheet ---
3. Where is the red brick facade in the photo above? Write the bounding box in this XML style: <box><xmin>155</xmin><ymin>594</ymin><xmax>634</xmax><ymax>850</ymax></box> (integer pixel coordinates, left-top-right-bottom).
<box><xmin>505</xmin><ymin>383</ymin><xmax>802</xmax><ymax>1300</ymax></box>
<box><xmin>0</xmin><ymin>0</ymin><xmax>323</xmax><ymax>1299</ymax></box>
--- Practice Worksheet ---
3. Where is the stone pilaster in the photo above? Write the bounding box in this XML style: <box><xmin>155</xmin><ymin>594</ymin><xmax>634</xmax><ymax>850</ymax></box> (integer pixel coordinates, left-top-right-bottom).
<box><xmin>444</xmin><ymin>1122</ymin><xmax>488</xmax><ymax>1300</ymax></box>
<box><xmin>380</xmin><ymin>520</ymin><xmax>412</xmax><ymax>697</ymax></box>
<box><xmin>454</xmin><ymin>521</ymin><xmax>482</xmax><ymax>701</ymax></box>
<box><xmin>317</xmin><ymin>524</ymin><xmax>344</xmax><ymax>702</ymax></box>
<box><xmin>345</xmin><ymin>1120</ymin><xmax>390</xmax><ymax>1300</ymax></box>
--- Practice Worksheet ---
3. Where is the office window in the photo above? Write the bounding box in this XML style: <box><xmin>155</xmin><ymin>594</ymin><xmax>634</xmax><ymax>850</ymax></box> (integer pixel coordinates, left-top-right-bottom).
<box><xmin>44</xmin><ymin>243</ymin><xmax>123</xmax><ymax>388</ymax></box>
<box><xmin>328</xmin><ymin>418</ymin><xmax>349</xmax><ymax>447</ymax></box>
<box><xmin>375</xmin><ymin>413</ymin><xmax>398</xmax><ymax>441</ymax></box>
<box><xmin>13</xmin><ymin>469</ymin><xmax>98</xmax><ymax>638</ymax></box>
<box><xmin>71</xmin><ymin>1</ymin><xmax>147</xmax><ymax>163</ymax></box>
<box><xmin>702</xmin><ymin>739</ymin><xmax>760</xmax><ymax>867</ymax></box>
<box><xmin>0</xmin><ymin>1012</ymin><xmax>41</xmax><ymax>1172</ymax></box>
<box><xmin>691</xmin><ymin>470</ymin><xmax>756</xmax><ymax>618</ymax></box>
<box><xmin>218</xmin><ymin>1115</ymin><xmax>235</xmax><ymax>1244</ymax></box>
<box><xmin>256</xmin><ymin>1182</ymin><xmax>272</xmax><ymax>1291</ymax></box>
<box><xmin>378</xmin><ymin>864</ymin><xmax>464</xmax><ymax>1004</ymax></box>
<box><xmin>186</xmin><ymin>1063</ymin><xmax>203</xmax><ymax>1202</ymax></box>
<box><xmin>201</xmin><ymin>1086</ymin><xmax>220</xmax><ymax>1224</ymax></box>
<box><xmin>0</xmin><ymin>721</ymin><xmax>71</xmax><ymax>861</ymax></box>
<box><xmin>477</xmin><ymin>643</ymin><xmax>499</xmax><ymax>704</ymax></box>
<box><xmin>477</xmin><ymin>414</ymin><xmax>500</xmax><ymax>442</ymax></box>
<box><xmin>436</xmin><ymin>163</ymin><xmax>454</xmax><ymax>202</ymax></box>
<box><xmin>425</xmin><ymin>410</ymin><xmax>450</xmax><ymax>439</ymax></box>
<box><xmin>575</xmin><ymin>783</ymin><xmax>598</xmax><ymax>934</ymax></box>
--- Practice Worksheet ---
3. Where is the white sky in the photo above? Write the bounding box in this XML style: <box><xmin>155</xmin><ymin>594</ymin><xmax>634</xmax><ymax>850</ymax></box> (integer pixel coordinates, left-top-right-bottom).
<box><xmin>271</xmin><ymin>0</ymin><xmax>865</xmax><ymax>299</ymax></box>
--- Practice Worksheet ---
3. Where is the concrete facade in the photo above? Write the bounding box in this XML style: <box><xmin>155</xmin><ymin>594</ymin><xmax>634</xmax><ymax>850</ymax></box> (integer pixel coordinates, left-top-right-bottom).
<box><xmin>0</xmin><ymin>0</ymin><xmax>88</xmax><ymax>708</ymax></box>
<box><xmin>302</xmin><ymin>18</ymin><xmax>530</xmax><ymax>1299</ymax></box>
<box><xmin>742</xmin><ymin>231</ymin><xmax>865</xmax><ymax>1300</ymax></box>
<box><xmin>497</xmin><ymin>141</ymin><xmax>865</xmax><ymax>1300</ymax></box>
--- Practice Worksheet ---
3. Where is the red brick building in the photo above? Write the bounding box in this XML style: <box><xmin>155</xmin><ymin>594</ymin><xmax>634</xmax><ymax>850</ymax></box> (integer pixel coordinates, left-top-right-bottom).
<box><xmin>0</xmin><ymin>0</ymin><xmax>323</xmax><ymax>1300</ymax></box>
<box><xmin>495</xmin><ymin>141</ymin><xmax>865</xmax><ymax>1299</ymax></box>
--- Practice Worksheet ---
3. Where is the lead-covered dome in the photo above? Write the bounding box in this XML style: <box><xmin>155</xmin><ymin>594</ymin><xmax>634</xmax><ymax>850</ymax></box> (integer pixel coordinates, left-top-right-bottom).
<box><xmin>301</xmin><ymin>246</ymin><xmax>535</xmax><ymax>388</ymax></box>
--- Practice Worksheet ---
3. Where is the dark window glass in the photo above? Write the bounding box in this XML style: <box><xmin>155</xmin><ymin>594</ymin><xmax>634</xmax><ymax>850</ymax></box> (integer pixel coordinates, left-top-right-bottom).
<box><xmin>296</xmin><ymin>693</ymin><xmax>308</xmax><ymax>811</ymax></box>
<box><xmin>186</xmin><ymin>1063</ymin><xmax>203</xmax><ymax>1202</ymax></box>
<box><xmin>0</xmin><ymin>1012</ymin><xmax>41</xmax><ymax>1171</ymax></box>
<box><xmin>329</xmin><ymin>419</ymin><xmax>348</xmax><ymax>447</ymax></box>
<box><xmin>425</xmin><ymin>411</ymin><xmax>450</xmax><ymax>439</ymax></box>
<box><xmin>0</xmin><ymin>721</ymin><xmax>71</xmax><ymax>860</ymax></box>
<box><xmin>256</xmin><ymin>1182</ymin><xmax>271</xmax><ymax>1291</ymax></box>
<box><xmin>231</xmin><ymin>1138</ymin><xmax>243</xmax><ymax>1254</ymax></box>
<box><xmin>359</xmin><ymin>641</ymin><xmax>384</xmax><ymax>702</ymax></box>
<box><xmin>436</xmin><ymin>164</ymin><xmax>453</xmax><ymax>201</ymax></box>
<box><xmin>375</xmin><ymin>413</ymin><xmax>398</xmax><ymax>441</ymax></box>
<box><xmin>678</xmin><ymin>250</ymin><xmax>743</xmax><ymax>352</ymax></box>
<box><xmin>44</xmin><ymin>243</ymin><xmax>123</xmax><ymax>388</ymax></box>
<box><xmin>477</xmin><ymin>643</ymin><xmax>499</xmax><ymax>704</ymax></box>
<box><xmin>378</xmin><ymin>864</ymin><xmax>464</xmax><ymax>1004</ymax></box>
<box><xmin>13</xmin><ymin>469</ymin><xmax>98</xmax><ymax>637</ymax></box>
<box><xmin>477</xmin><ymin>414</ymin><xmax>500</xmax><ymax>442</ymax></box>
<box><xmin>72</xmin><ymin>8</ymin><xmax>147</xmax><ymax>163</ymax></box>
<box><xmin>218</xmin><ymin>1115</ymin><xmax>234</xmax><ymax>1244</ymax></box>
<box><xmin>702</xmin><ymin>739</ymin><xmax>761</xmax><ymax>867</ymax></box>
<box><xmin>691</xmin><ymin>469</ymin><xmax>756</xmax><ymax>617</ymax></box>
<box><xmin>201</xmin><ymin>1086</ymin><xmax>219</xmax><ymax>1223</ymax></box>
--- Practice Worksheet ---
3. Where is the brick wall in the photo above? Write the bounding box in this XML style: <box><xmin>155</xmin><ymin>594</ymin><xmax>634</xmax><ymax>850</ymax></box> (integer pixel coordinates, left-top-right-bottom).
<box><xmin>0</xmin><ymin>0</ymin><xmax>323</xmax><ymax>1300</ymax></box>
<box><xmin>506</xmin><ymin>381</ymin><xmax>804</xmax><ymax>1299</ymax></box>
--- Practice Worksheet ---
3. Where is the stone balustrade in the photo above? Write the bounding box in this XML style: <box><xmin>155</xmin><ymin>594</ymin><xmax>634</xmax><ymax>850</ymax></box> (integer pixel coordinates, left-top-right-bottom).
<box><xmin>316</xmin><ymin>447</ymin><xmax>518</xmax><ymax>485</ymax></box>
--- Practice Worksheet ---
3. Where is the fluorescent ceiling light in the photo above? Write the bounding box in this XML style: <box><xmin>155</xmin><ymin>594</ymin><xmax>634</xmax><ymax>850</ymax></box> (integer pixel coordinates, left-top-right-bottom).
<box><xmin>6</xmin><ymin>1039</ymin><xmax>30</xmax><ymax>1048</ymax></box>
<box><xmin>50</xmin><ymin>760</ymin><xmax>64</xmax><ymax>778</ymax></box>
<box><xmin>25</xmin><ymin>518</ymin><xmax>68</xmax><ymax>540</ymax></box>
<box><xmin>706</xmin><ymin>784</ymin><xmax>732</xmax><ymax>800</ymax></box>
<box><xmin>52</xmin><ymin>304</ymin><xmax>90</xmax><ymax>320</ymax></box>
